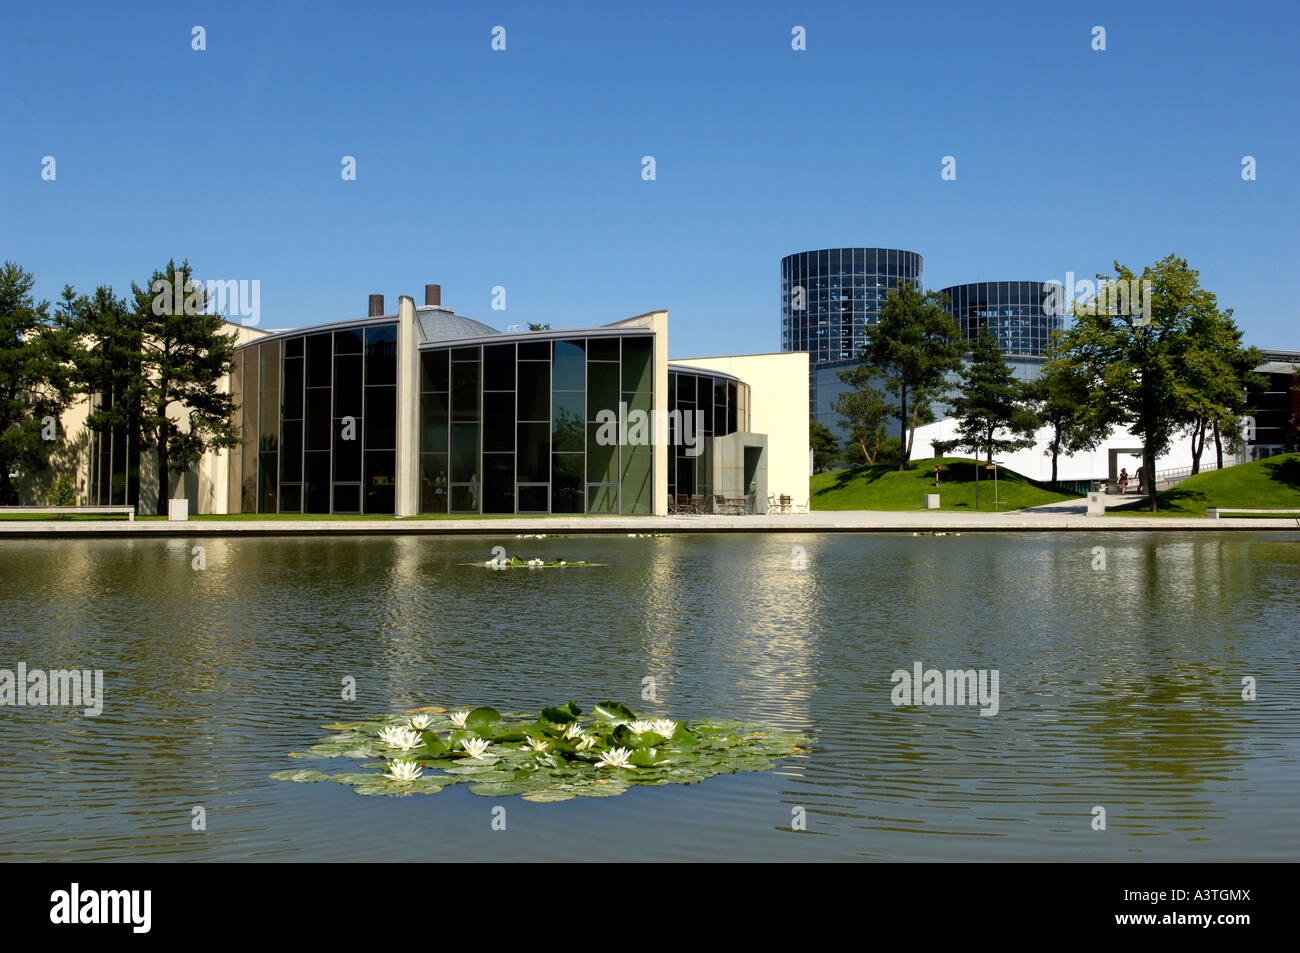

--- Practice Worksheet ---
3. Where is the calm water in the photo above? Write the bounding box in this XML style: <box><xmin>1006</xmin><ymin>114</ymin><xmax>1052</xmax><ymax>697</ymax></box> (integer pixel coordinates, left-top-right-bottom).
<box><xmin>1</xmin><ymin>532</ymin><xmax>1297</xmax><ymax>862</ymax></box>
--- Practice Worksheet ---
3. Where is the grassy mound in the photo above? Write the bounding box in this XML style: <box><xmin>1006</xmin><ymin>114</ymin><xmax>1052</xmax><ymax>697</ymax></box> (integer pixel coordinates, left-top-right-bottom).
<box><xmin>1110</xmin><ymin>452</ymin><xmax>1300</xmax><ymax>517</ymax></box>
<box><xmin>810</xmin><ymin>457</ymin><xmax>1079</xmax><ymax>511</ymax></box>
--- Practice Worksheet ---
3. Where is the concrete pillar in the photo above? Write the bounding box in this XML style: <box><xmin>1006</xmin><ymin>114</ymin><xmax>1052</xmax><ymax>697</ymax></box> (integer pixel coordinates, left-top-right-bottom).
<box><xmin>395</xmin><ymin>296</ymin><xmax>421</xmax><ymax>517</ymax></box>
<box><xmin>649</xmin><ymin>311</ymin><xmax>669</xmax><ymax>516</ymax></box>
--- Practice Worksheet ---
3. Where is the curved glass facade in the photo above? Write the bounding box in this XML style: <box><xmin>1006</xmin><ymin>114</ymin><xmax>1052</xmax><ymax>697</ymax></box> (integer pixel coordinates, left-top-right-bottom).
<box><xmin>780</xmin><ymin>248</ymin><xmax>924</xmax><ymax>367</ymax></box>
<box><xmin>229</xmin><ymin>326</ymin><xmax>750</xmax><ymax>516</ymax></box>
<box><xmin>228</xmin><ymin>322</ymin><xmax>397</xmax><ymax>515</ymax></box>
<box><xmin>940</xmin><ymin>281</ymin><xmax>1062</xmax><ymax>358</ymax></box>
<box><xmin>666</xmin><ymin>368</ymin><xmax>749</xmax><ymax>504</ymax></box>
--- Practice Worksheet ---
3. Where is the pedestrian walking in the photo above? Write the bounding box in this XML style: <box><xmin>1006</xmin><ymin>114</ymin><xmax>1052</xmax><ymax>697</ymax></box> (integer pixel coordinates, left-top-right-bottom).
<box><xmin>1118</xmin><ymin>467</ymin><xmax>1129</xmax><ymax>495</ymax></box>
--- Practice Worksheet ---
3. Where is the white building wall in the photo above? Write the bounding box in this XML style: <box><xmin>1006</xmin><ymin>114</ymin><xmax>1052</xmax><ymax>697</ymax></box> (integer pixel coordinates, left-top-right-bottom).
<box><xmin>909</xmin><ymin>418</ymin><xmax>1205</xmax><ymax>483</ymax></box>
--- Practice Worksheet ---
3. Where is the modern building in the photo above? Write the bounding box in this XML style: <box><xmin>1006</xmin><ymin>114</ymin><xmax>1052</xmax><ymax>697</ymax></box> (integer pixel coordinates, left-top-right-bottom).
<box><xmin>780</xmin><ymin>248</ymin><xmax>925</xmax><ymax>367</ymax></box>
<box><xmin>938</xmin><ymin>280</ymin><xmax>1063</xmax><ymax>381</ymax></box>
<box><xmin>780</xmin><ymin>248</ymin><xmax>923</xmax><ymax>437</ymax></box>
<box><xmin>49</xmin><ymin>284</ymin><xmax>810</xmax><ymax>516</ymax></box>
<box><xmin>1248</xmin><ymin>349</ymin><xmax>1300</xmax><ymax>458</ymax></box>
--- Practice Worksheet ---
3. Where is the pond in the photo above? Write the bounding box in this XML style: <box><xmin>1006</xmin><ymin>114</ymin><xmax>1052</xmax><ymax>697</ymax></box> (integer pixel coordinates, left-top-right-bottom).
<box><xmin>0</xmin><ymin>531</ymin><xmax>1296</xmax><ymax>861</ymax></box>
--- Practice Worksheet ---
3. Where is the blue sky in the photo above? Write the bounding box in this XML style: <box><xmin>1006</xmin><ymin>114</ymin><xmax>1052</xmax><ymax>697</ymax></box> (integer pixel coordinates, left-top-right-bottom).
<box><xmin>3</xmin><ymin>0</ymin><xmax>1296</xmax><ymax>358</ymax></box>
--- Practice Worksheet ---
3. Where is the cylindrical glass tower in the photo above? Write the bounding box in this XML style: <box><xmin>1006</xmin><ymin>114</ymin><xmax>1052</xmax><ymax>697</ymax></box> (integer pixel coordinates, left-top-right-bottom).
<box><xmin>939</xmin><ymin>281</ymin><xmax>1062</xmax><ymax>358</ymax></box>
<box><xmin>780</xmin><ymin>248</ymin><xmax>924</xmax><ymax>366</ymax></box>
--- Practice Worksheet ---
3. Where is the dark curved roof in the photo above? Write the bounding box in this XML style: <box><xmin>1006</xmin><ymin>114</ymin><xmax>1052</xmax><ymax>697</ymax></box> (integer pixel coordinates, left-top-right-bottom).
<box><xmin>417</xmin><ymin>307</ymin><xmax>500</xmax><ymax>343</ymax></box>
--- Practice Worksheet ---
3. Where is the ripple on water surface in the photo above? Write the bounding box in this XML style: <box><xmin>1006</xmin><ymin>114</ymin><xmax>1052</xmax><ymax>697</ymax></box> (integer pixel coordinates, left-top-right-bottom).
<box><xmin>0</xmin><ymin>532</ymin><xmax>1296</xmax><ymax>861</ymax></box>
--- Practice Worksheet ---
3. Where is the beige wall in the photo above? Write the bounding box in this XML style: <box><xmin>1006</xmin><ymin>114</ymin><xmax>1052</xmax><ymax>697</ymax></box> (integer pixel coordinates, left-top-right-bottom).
<box><xmin>394</xmin><ymin>297</ymin><xmax>421</xmax><ymax>517</ymax></box>
<box><xmin>607</xmin><ymin>310</ymin><xmax>669</xmax><ymax>515</ymax></box>
<box><xmin>671</xmin><ymin>352</ymin><xmax>810</xmax><ymax>507</ymax></box>
<box><xmin>24</xmin><ymin>321</ymin><xmax>267</xmax><ymax>513</ymax></box>
<box><xmin>203</xmin><ymin>323</ymin><xmax>268</xmax><ymax>514</ymax></box>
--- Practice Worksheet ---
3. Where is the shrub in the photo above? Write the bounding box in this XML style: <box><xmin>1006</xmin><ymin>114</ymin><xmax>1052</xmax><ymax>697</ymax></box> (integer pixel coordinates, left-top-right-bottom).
<box><xmin>47</xmin><ymin>477</ymin><xmax>74</xmax><ymax>506</ymax></box>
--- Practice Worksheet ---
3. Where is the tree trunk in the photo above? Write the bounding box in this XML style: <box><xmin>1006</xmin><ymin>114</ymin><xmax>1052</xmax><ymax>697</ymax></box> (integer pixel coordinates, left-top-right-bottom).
<box><xmin>1190</xmin><ymin>419</ymin><xmax>1205</xmax><ymax>474</ymax></box>
<box><xmin>905</xmin><ymin>403</ymin><xmax>919</xmax><ymax>466</ymax></box>
<box><xmin>0</xmin><ymin>452</ymin><xmax>14</xmax><ymax>504</ymax></box>
<box><xmin>1145</xmin><ymin>446</ymin><xmax>1158</xmax><ymax>512</ymax></box>
<box><xmin>898</xmin><ymin>383</ymin><xmax>909</xmax><ymax>470</ymax></box>
<box><xmin>1213</xmin><ymin>420</ymin><xmax>1224</xmax><ymax>470</ymax></box>
<box><xmin>154</xmin><ymin>392</ymin><xmax>169</xmax><ymax>517</ymax></box>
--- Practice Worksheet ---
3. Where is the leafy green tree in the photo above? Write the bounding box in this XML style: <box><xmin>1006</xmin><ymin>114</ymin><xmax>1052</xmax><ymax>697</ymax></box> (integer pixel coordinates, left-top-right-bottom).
<box><xmin>1178</xmin><ymin>305</ymin><xmax>1262</xmax><ymax>473</ymax></box>
<box><xmin>66</xmin><ymin>283</ymin><xmax>146</xmax><ymax>503</ymax></box>
<box><xmin>527</xmin><ymin>322</ymin><xmax>551</xmax><ymax>331</ymax></box>
<box><xmin>858</xmin><ymin>282</ymin><xmax>963</xmax><ymax>469</ymax></box>
<box><xmin>831</xmin><ymin>365</ymin><xmax>891</xmax><ymax>464</ymax></box>
<box><xmin>1026</xmin><ymin>338</ymin><xmax>1114</xmax><ymax>486</ymax></box>
<box><xmin>948</xmin><ymin>328</ymin><xmax>1039</xmax><ymax>465</ymax></box>
<box><xmin>1055</xmin><ymin>254</ymin><xmax>1218</xmax><ymax>512</ymax></box>
<box><xmin>128</xmin><ymin>260</ymin><xmax>241</xmax><ymax>515</ymax></box>
<box><xmin>0</xmin><ymin>263</ymin><xmax>75</xmax><ymax>504</ymax></box>
<box><xmin>808</xmin><ymin>420</ymin><xmax>840</xmax><ymax>472</ymax></box>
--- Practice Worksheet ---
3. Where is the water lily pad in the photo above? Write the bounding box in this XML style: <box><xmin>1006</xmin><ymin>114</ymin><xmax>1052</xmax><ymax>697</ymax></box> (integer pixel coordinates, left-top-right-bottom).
<box><xmin>269</xmin><ymin>769</ymin><xmax>330</xmax><ymax>782</ymax></box>
<box><xmin>522</xmin><ymin>789</ymin><xmax>576</xmax><ymax>802</ymax></box>
<box><xmin>468</xmin><ymin>782</ymin><xmax>530</xmax><ymax>796</ymax></box>
<box><xmin>592</xmin><ymin>701</ymin><xmax>637</xmax><ymax>723</ymax></box>
<box><xmin>439</xmin><ymin>761</ymin><xmax>502</xmax><ymax>774</ymax></box>
<box><xmin>569</xmin><ymin>779</ymin><xmax>630</xmax><ymax>797</ymax></box>
<box><xmin>274</xmin><ymin>701</ymin><xmax>812</xmax><ymax>802</ymax></box>
<box><xmin>464</xmin><ymin>707</ymin><xmax>501</xmax><ymax>729</ymax></box>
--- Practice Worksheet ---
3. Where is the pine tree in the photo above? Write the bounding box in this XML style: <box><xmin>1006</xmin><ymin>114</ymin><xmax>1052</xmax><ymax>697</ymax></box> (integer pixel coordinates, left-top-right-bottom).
<box><xmin>0</xmin><ymin>263</ymin><xmax>75</xmax><ymax>504</ymax></box>
<box><xmin>128</xmin><ymin>260</ymin><xmax>242</xmax><ymax>515</ymax></box>
<box><xmin>858</xmin><ymin>282</ymin><xmax>964</xmax><ymax>469</ymax></box>
<box><xmin>949</xmin><ymin>328</ymin><xmax>1039</xmax><ymax>465</ymax></box>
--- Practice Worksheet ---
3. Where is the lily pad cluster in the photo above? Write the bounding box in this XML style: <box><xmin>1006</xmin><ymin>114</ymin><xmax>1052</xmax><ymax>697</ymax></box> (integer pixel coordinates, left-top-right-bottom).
<box><xmin>271</xmin><ymin>701</ymin><xmax>811</xmax><ymax>801</ymax></box>
<box><xmin>475</xmin><ymin>554</ymin><xmax>595</xmax><ymax>568</ymax></box>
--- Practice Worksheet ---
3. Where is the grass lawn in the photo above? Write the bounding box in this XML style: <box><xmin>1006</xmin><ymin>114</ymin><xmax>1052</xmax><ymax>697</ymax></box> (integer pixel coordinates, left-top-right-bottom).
<box><xmin>810</xmin><ymin>457</ymin><xmax>1080</xmax><ymax>511</ymax></box>
<box><xmin>1108</xmin><ymin>452</ymin><xmax>1300</xmax><ymax>518</ymax></box>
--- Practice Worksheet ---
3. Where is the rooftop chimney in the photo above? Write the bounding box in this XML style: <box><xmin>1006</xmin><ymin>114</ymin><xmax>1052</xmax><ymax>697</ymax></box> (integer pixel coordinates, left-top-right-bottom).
<box><xmin>368</xmin><ymin>294</ymin><xmax>384</xmax><ymax>317</ymax></box>
<box><xmin>425</xmin><ymin>284</ymin><xmax>441</xmax><ymax>307</ymax></box>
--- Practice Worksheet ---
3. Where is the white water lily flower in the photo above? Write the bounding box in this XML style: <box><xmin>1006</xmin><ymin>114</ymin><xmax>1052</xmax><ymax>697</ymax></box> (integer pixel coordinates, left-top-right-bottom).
<box><xmin>449</xmin><ymin>710</ymin><xmax>470</xmax><ymax>729</ymax></box>
<box><xmin>527</xmin><ymin>558</ymin><xmax>543</xmax><ymax>567</ymax></box>
<box><xmin>461</xmin><ymin>737</ymin><xmax>491</xmax><ymax>760</ymax></box>
<box><xmin>561</xmin><ymin>723</ymin><xmax>586</xmax><ymax>740</ymax></box>
<box><xmin>627</xmin><ymin>720</ymin><xmax>658</xmax><ymax>735</ymax></box>
<box><xmin>594</xmin><ymin>747</ymin><xmax>636</xmax><ymax>769</ymax></box>
<box><xmin>525</xmin><ymin>736</ymin><xmax>550</xmax><ymax>752</ymax></box>
<box><xmin>650</xmin><ymin>719</ymin><xmax>677</xmax><ymax>737</ymax></box>
<box><xmin>383</xmin><ymin>760</ymin><xmax>423</xmax><ymax>782</ymax></box>
<box><xmin>409</xmin><ymin>714</ymin><xmax>433</xmax><ymax>730</ymax></box>
<box><xmin>379</xmin><ymin>726</ymin><xmax>423</xmax><ymax>750</ymax></box>
<box><xmin>576</xmin><ymin>735</ymin><xmax>599</xmax><ymax>751</ymax></box>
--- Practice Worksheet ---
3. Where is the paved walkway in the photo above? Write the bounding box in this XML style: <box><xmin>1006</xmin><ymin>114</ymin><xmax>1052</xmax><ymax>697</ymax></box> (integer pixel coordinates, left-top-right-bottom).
<box><xmin>1</xmin><ymin>508</ymin><xmax>1296</xmax><ymax>537</ymax></box>
<box><xmin>1019</xmin><ymin>491</ymin><xmax>1133</xmax><ymax>516</ymax></box>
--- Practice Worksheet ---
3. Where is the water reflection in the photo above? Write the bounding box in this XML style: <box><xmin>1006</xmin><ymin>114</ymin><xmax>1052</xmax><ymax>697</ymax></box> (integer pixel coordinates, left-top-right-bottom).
<box><xmin>0</xmin><ymin>531</ymin><xmax>1296</xmax><ymax>861</ymax></box>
